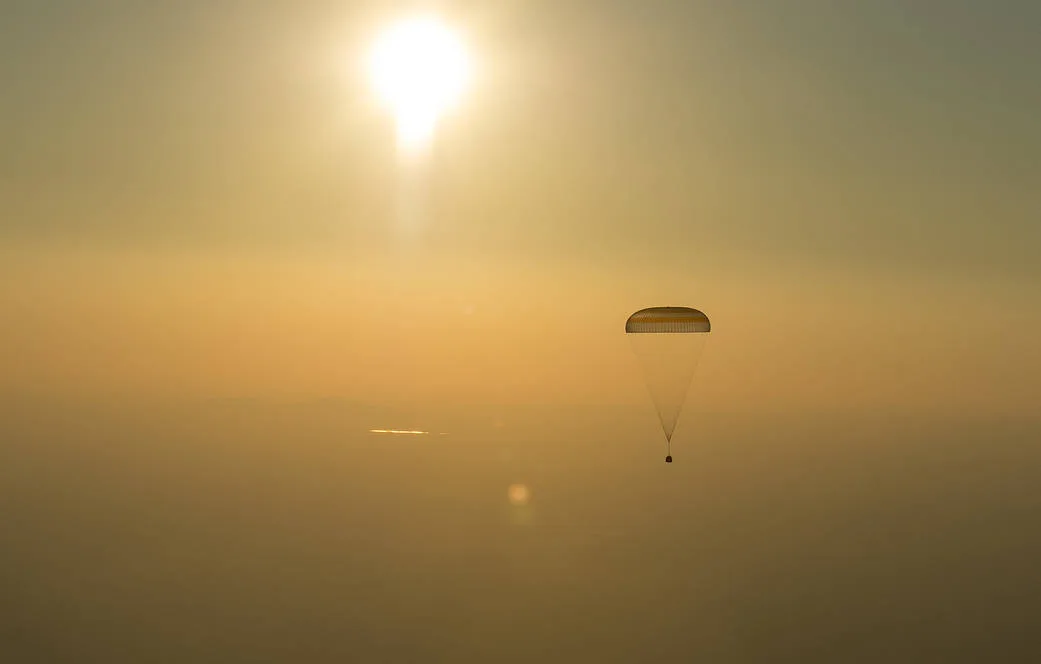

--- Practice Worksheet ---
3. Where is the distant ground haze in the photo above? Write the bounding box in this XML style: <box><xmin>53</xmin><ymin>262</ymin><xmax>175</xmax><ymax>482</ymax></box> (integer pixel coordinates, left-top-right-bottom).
<box><xmin>3</xmin><ymin>400</ymin><xmax>1040</xmax><ymax>661</ymax></box>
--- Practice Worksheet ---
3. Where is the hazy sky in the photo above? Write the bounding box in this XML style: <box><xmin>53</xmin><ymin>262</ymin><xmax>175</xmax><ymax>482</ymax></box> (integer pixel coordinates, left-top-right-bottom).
<box><xmin>3</xmin><ymin>0</ymin><xmax>1039</xmax><ymax>413</ymax></box>
<box><xmin>2</xmin><ymin>2</ymin><xmax>1040</xmax><ymax>661</ymax></box>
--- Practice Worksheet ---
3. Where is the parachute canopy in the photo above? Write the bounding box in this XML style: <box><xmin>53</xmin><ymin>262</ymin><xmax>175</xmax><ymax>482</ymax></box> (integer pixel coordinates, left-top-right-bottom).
<box><xmin>626</xmin><ymin>307</ymin><xmax>711</xmax><ymax>460</ymax></box>
<box><xmin>625</xmin><ymin>307</ymin><xmax>711</xmax><ymax>334</ymax></box>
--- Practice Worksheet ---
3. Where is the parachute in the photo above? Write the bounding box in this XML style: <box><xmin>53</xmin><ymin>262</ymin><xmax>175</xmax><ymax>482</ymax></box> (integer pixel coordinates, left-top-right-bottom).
<box><xmin>625</xmin><ymin>307</ymin><xmax>711</xmax><ymax>463</ymax></box>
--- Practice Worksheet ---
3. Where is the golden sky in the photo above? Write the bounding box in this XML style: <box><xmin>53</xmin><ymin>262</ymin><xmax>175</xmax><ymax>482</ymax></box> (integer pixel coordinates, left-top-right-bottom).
<box><xmin>2</xmin><ymin>0</ymin><xmax>1039</xmax><ymax>416</ymax></box>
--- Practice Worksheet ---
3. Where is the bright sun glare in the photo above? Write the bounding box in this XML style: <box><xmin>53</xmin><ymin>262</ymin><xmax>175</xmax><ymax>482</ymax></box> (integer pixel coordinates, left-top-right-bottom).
<box><xmin>368</xmin><ymin>16</ymin><xmax>470</xmax><ymax>152</ymax></box>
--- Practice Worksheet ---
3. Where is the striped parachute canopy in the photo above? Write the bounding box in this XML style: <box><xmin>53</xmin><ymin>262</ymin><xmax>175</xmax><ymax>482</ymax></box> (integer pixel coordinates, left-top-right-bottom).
<box><xmin>625</xmin><ymin>307</ymin><xmax>711</xmax><ymax>462</ymax></box>
<box><xmin>625</xmin><ymin>306</ymin><xmax>711</xmax><ymax>334</ymax></box>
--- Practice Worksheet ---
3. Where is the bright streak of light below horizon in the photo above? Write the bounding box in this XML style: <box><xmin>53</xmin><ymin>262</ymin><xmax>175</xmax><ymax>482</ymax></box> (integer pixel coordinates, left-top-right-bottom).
<box><xmin>368</xmin><ymin>429</ymin><xmax>446</xmax><ymax>435</ymax></box>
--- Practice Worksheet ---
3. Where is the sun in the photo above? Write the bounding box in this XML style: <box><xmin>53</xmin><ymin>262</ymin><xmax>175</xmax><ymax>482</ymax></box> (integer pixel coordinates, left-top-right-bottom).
<box><xmin>368</xmin><ymin>16</ymin><xmax>470</xmax><ymax>152</ymax></box>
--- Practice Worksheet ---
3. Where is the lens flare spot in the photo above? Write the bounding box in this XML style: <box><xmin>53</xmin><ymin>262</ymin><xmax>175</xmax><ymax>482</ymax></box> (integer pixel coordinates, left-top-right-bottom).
<box><xmin>507</xmin><ymin>483</ymin><xmax>530</xmax><ymax>506</ymax></box>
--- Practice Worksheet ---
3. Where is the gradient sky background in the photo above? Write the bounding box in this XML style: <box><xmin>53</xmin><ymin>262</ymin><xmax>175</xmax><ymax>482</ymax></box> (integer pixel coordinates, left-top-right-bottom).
<box><xmin>3</xmin><ymin>1</ymin><xmax>1040</xmax><ymax>661</ymax></box>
